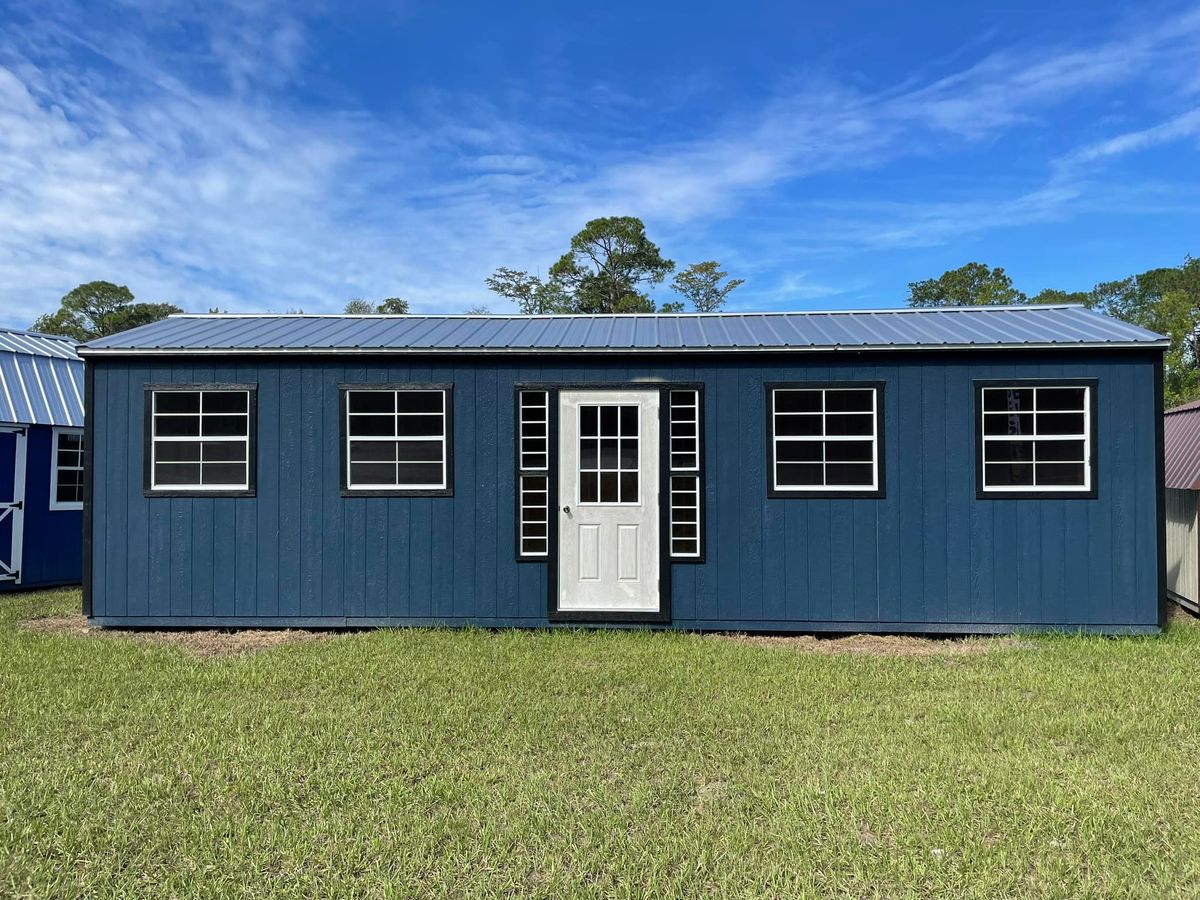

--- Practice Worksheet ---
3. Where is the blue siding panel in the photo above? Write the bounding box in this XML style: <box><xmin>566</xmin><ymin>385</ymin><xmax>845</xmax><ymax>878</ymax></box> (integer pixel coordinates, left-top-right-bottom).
<box><xmin>87</xmin><ymin>349</ymin><xmax>1163</xmax><ymax>632</ymax></box>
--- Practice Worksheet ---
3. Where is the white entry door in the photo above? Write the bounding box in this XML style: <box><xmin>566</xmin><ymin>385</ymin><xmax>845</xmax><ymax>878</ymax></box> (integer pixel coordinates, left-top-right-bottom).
<box><xmin>0</xmin><ymin>425</ymin><xmax>27</xmax><ymax>586</ymax></box>
<box><xmin>558</xmin><ymin>390</ymin><xmax>660</xmax><ymax>614</ymax></box>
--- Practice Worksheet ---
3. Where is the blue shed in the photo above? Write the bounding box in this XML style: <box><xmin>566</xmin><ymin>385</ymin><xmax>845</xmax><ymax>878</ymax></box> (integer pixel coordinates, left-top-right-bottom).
<box><xmin>0</xmin><ymin>328</ymin><xmax>85</xmax><ymax>591</ymax></box>
<box><xmin>80</xmin><ymin>305</ymin><xmax>1168</xmax><ymax>633</ymax></box>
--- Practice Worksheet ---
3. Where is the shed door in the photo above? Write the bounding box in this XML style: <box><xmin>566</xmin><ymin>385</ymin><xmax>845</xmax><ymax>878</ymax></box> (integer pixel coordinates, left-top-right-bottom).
<box><xmin>0</xmin><ymin>425</ymin><xmax>27</xmax><ymax>585</ymax></box>
<box><xmin>557</xmin><ymin>390</ymin><xmax>660</xmax><ymax>615</ymax></box>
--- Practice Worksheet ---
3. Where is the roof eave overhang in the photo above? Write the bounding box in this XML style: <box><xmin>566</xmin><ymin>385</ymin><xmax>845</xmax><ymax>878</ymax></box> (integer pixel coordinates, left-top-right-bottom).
<box><xmin>77</xmin><ymin>341</ymin><xmax>1170</xmax><ymax>357</ymax></box>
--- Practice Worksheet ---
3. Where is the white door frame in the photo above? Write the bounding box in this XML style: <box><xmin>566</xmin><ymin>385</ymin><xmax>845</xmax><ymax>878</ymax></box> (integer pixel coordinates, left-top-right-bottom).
<box><xmin>0</xmin><ymin>424</ymin><xmax>27</xmax><ymax>585</ymax></box>
<box><xmin>554</xmin><ymin>387</ymin><xmax>667</xmax><ymax>622</ymax></box>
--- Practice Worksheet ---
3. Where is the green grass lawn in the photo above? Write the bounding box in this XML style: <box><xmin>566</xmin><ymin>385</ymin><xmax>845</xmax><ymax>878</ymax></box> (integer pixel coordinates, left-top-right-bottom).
<box><xmin>3</xmin><ymin>589</ymin><xmax>1200</xmax><ymax>898</ymax></box>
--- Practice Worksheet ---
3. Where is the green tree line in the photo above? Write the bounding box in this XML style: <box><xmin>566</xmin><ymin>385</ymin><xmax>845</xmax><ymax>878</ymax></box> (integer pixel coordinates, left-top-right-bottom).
<box><xmin>907</xmin><ymin>258</ymin><xmax>1200</xmax><ymax>406</ymax></box>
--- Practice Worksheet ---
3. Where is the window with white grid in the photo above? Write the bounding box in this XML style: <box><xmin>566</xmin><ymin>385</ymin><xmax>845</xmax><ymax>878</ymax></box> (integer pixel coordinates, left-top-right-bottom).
<box><xmin>669</xmin><ymin>389</ymin><xmax>702</xmax><ymax>559</ymax></box>
<box><xmin>343</xmin><ymin>387</ymin><xmax>450</xmax><ymax>491</ymax></box>
<box><xmin>770</xmin><ymin>385</ymin><xmax>881</xmax><ymax>494</ymax></box>
<box><xmin>50</xmin><ymin>427</ymin><xmax>84</xmax><ymax>510</ymax></box>
<box><xmin>148</xmin><ymin>388</ymin><xmax>253</xmax><ymax>491</ymax></box>
<box><xmin>979</xmin><ymin>384</ymin><xmax>1093</xmax><ymax>493</ymax></box>
<box><xmin>517</xmin><ymin>390</ymin><xmax>549</xmax><ymax>557</ymax></box>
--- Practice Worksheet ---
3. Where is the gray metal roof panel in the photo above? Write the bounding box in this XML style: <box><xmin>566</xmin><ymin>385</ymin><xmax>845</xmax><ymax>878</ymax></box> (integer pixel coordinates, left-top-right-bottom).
<box><xmin>0</xmin><ymin>328</ymin><xmax>84</xmax><ymax>426</ymax></box>
<box><xmin>79</xmin><ymin>305</ymin><xmax>1169</xmax><ymax>355</ymax></box>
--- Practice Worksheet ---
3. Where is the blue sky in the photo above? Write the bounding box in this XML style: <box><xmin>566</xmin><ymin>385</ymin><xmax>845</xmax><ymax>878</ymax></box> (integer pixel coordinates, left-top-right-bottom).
<box><xmin>1</xmin><ymin>0</ymin><xmax>1198</xmax><ymax>327</ymax></box>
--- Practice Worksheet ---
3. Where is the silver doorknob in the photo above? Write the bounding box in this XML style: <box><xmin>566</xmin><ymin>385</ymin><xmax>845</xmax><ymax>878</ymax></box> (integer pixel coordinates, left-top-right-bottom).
<box><xmin>562</xmin><ymin>505</ymin><xmax>571</xmax><ymax>514</ymax></box>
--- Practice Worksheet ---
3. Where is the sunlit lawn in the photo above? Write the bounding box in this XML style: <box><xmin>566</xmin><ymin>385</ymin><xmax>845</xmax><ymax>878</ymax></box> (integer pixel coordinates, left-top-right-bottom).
<box><xmin>2</xmin><ymin>587</ymin><xmax>1199</xmax><ymax>897</ymax></box>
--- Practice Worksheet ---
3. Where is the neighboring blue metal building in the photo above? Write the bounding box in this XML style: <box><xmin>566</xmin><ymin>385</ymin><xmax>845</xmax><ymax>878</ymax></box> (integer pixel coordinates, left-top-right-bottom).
<box><xmin>80</xmin><ymin>305</ymin><xmax>1168</xmax><ymax>633</ymax></box>
<box><xmin>0</xmin><ymin>328</ymin><xmax>86</xmax><ymax>590</ymax></box>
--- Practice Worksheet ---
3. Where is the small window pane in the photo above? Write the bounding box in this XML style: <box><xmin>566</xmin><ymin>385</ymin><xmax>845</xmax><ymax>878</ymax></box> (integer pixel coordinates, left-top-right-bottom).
<box><xmin>825</xmin><ymin>390</ymin><xmax>873</xmax><ymax>412</ymax></box>
<box><xmin>396</xmin><ymin>463</ymin><xmax>443</xmax><ymax>485</ymax></box>
<box><xmin>777</xmin><ymin>463</ymin><xmax>823</xmax><ymax>486</ymax></box>
<box><xmin>985</xmin><ymin>462</ymin><xmax>1034</xmax><ymax>486</ymax></box>
<box><xmin>1035</xmin><ymin>440</ymin><xmax>1085</xmax><ymax>463</ymax></box>
<box><xmin>395</xmin><ymin>415</ymin><xmax>444</xmax><ymax>437</ymax></box>
<box><xmin>350</xmin><ymin>441</ymin><xmax>398</xmax><ymax>463</ymax></box>
<box><xmin>825</xmin><ymin>413</ymin><xmax>874</xmax><ymax>436</ymax></box>
<box><xmin>776</xmin><ymin>442</ymin><xmax>823</xmax><ymax>463</ymax></box>
<box><xmin>348</xmin><ymin>414</ymin><xmax>396</xmax><ymax>437</ymax></box>
<box><xmin>59</xmin><ymin>432</ymin><xmax>83</xmax><ymax>452</ymax></box>
<box><xmin>581</xmin><ymin>440</ymin><xmax>598</xmax><ymax>469</ymax></box>
<box><xmin>580</xmin><ymin>471</ymin><xmax>599</xmax><ymax>503</ymax></box>
<box><xmin>984</xmin><ymin>413</ymin><xmax>1033</xmax><ymax>436</ymax></box>
<box><xmin>1036</xmin><ymin>412</ymin><xmax>1085</xmax><ymax>436</ymax></box>
<box><xmin>600</xmin><ymin>406</ymin><xmax>618</xmax><ymax>436</ymax></box>
<box><xmin>156</xmin><ymin>462</ymin><xmax>202</xmax><ymax>485</ymax></box>
<box><xmin>155</xmin><ymin>392</ymin><xmax>200</xmax><ymax>414</ymax></box>
<box><xmin>396</xmin><ymin>441</ymin><xmax>443</xmax><ymax>463</ymax></box>
<box><xmin>397</xmin><ymin>391</ymin><xmax>444</xmax><ymax>414</ymax></box>
<box><xmin>826</xmin><ymin>463</ymin><xmax>874</xmax><ymax>486</ymax></box>
<box><xmin>824</xmin><ymin>440</ymin><xmax>873</xmax><ymax>463</ymax></box>
<box><xmin>349</xmin><ymin>391</ymin><xmax>395</xmax><ymax>414</ymax></box>
<box><xmin>201</xmin><ymin>415</ymin><xmax>248</xmax><ymax>437</ymax></box>
<box><xmin>203</xmin><ymin>442</ymin><xmax>247</xmax><ymax>463</ymax></box>
<box><xmin>619</xmin><ymin>405</ymin><xmax>637</xmax><ymax>435</ymax></box>
<box><xmin>1037</xmin><ymin>463</ymin><xmax>1086</xmax><ymax>485</ymax></box>
<box><xmin>203</xmin><ymin>463</ymin><xmax>246</xmax><ymax>485</ymax></box>
<box><xmin>600</xmin><ymin>472</ymin><xmax>618</xmax><ymax>503</ymax></box>
<box><xmin>600</xmin><ymin>439</ymin><xmax>618</xmax><ymax>469</ymax></box>
<box><xmin>350</xmin><ymin>462</ymin><xmax>396</xmax><ymax>485</ymax></box>
<box><xmin>984</xmin><ymin>440</ymin><xmax>1034</xmax><ymax>463</ymax></box>
<box><xmin>775</xmin><ymin>415</ymin><xmax>824</xmax><ymax>437</ymax></box>
<box><xmin>155</xmin><ymin>416</ymin><xmax>201</xmax><ymax>437</ymax></box>
<box><xmin>619</xmin><ymin>439</ymin><xmax>638</xmax><ymax>470</ymax></box>
<box><xmin>155</xmin><ymin>442</ymin><xmax>199</xmax><ymax>463</ymax></box>
<box><xmin>775</xmin><ymin>391</ymin><xmax>822</xmax><ymax>413</ymax></box>
<box><xmin>1038</xmin><ymin>388</ymin><xmax>1086</xmax><ymax>411</ymax></box>
<box><xmin>984</xmin><ymin>388</ymin><xmax>1032</xmax><ymax>412</ymax></box>
<box><xmin>581</xmin><ymin>406</ymin><xmax>598</xmax><ymax>436</ymax></box>
<box><xmin>203</xmin><ymin>392</ymin><xmax>248</xmax><ymax>414</ymax></box>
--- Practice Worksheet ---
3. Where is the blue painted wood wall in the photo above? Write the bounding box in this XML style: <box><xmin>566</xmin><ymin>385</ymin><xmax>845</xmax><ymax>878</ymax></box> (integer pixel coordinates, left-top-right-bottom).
<box><xmin>0</xmin><ymin>424</ymin><xmax>83</xmax><ymax>591</ymax></box>
<box><xmin>86</xmin><ymin>351</ymin><xmax>1163</xmax><ymax>632</ymax></box>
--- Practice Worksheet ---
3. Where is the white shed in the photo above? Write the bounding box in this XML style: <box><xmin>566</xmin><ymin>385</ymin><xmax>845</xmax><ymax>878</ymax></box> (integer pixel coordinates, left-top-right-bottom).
<box><xmin>1165</xmin><ymin>400</ymin><xmax>1200</xmax><ymax>611</ymax></box>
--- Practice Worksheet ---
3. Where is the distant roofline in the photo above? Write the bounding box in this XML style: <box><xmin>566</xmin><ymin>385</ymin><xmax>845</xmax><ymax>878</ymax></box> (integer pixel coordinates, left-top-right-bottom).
<box><xmin>161</xmin><ymin>304</ymin><xmax>1088</xmax><ymax>320</ymax></box>
<box><xmin>0</xmin><ymin>326</ymin><xmax>77</xmax><ymax>341</ymax></box>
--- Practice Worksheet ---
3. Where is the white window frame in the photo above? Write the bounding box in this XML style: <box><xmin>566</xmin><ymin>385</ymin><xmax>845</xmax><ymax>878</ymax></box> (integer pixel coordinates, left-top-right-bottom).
<box><xmin>148</xmin><ymin>388</ymin><xmax>253</xmax><ymax>493</ymax></box>
<box><xmin>668</xmin><ymin>389</ymin><xmax>702</xmax><ymax>559</ymax></box>
<box><xmin>517</xmin><ymin>390</ymin><xmax>550</xmax><ymax>559</ymax></box>
<box><xmin>49</xmin><ymin>426</ymin><xmax>84</xmax><ymax>511</ymax></box>
<box><xmin>769</xmin><ymin>384</ymin><xmax>882</xmax><ymax>495</ymax></box>
<box><xmin>343</xmin><ymin>386</ymin><xmax>451</xmax><ymax>493</ymax></box>
<box><xmin>978</xmin><ymin>383</ymin><xmax>1094</xmax><ymax>495</ymax></box>
<box><xmin>576</xmin><ymin>401</ymin><xmax>641</xmax><ymax>507</ymax></box>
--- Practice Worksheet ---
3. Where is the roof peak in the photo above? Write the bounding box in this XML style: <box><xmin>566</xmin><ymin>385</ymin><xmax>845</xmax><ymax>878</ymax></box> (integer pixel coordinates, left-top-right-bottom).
<box><xmin>164</xmin><ymin>304</ymin><xmax>1087</xmax><ymax>321</ymax></box>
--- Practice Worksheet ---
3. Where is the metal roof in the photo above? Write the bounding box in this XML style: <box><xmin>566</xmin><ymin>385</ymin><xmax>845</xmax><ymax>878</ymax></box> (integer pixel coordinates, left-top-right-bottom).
<box><xmin>0</xmin><ymin>328</ymin><xmax>84</xmax><ymax>427</ymax></box>
<box><xmin>1165</xmin><ymin>401</ymin><xmax>1200</xmax><ymax>490</ymax></box>
<box><xmin>79</xmin><ymin>305</ymin><xmax>1168</xmax><ymax>356</ymax></box>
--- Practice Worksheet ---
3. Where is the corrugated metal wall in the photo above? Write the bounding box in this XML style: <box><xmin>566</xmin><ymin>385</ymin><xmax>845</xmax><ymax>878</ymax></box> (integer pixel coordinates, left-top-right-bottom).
<box><xmin>87</xmin><ymin>350</ymin><xmax>1162</xmax><ymax>632</ymax></box>
<box><xmin>1166</xmin><ymin>488</ymin><xmax>1198</xmax><ymax>608</ymax></box>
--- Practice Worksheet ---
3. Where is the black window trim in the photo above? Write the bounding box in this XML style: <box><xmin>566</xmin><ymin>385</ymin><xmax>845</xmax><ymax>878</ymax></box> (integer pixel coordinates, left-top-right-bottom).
<box><xmin>765</xmin><ymin>380</ymin><xmax>886</xmax><ymax>500</ymax></box>
<box><xmin>143</xmin><ymin>383</ymin><xmax>258</xmax><ymax>498</ymax></box>
<box><xmin>974</xmin><ymin>377</ymin><xmax>1098</xmax><ymax>500</ymax></box>
<box><xmin>338</xmin><ymin>382</ymin><xmax>454</xmax><ymax>498</ymax></box>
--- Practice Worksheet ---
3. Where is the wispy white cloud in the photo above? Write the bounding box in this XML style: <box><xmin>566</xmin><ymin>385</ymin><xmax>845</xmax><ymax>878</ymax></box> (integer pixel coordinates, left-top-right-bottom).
<box><xmin>1</xmin><ymin>1</ymin><xmax>1199</xmax><ymax>326</ymax></box>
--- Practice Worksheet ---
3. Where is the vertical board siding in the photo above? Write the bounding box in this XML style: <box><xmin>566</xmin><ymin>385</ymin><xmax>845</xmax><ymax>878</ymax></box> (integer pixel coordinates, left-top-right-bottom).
<box><xmin>90</xmin><ymin>350</ymin><xmax>1161</xmax><ymax>631</ymax></box>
